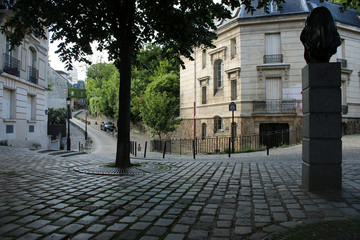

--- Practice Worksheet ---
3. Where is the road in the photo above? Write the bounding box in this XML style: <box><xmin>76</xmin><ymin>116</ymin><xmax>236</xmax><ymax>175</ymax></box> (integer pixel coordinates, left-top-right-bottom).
<box><xmin>71</xmin><ymin>117</ymin><xmax>117</xmax><ymax>154</ymax></box>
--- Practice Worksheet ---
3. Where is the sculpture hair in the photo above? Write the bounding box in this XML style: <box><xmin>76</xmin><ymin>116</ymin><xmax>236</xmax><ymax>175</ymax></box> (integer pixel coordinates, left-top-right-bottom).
<box><xmin>300</xmin><ymin>6</ymin><xmax>341</xmax><ymax>63</ymax></box>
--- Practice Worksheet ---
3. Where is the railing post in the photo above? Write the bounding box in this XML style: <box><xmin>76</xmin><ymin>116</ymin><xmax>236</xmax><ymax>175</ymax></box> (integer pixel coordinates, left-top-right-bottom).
<box><xmin>144</xmin><ymin>141</ymin><xmax>147</xmax><ymax>158</ymax></box>
<box><xmin>179</xmin><ymin>138</ymin><xmax>182</xmax><ymax>155</ymax></box>
<box><xmin>193</xmin><ymin>139</ymin><xmax>195</xmax><ymax>159</ymax></box>
<box><xmin>135</xmin><ymin>141</ymin><xmax>137</xmax><ymax>156</ymax></box>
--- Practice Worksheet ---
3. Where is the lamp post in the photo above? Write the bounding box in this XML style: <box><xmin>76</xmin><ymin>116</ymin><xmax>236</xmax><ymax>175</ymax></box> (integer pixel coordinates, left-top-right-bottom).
<box><xmin>85</xmin><ymin>106</ymin><xmax>88</xmax><ymax>141</ymax></box>
<box><xmin>66</xmin><ymin>97</ymin><xmax>71</xmax><ymax>151</ymax></box>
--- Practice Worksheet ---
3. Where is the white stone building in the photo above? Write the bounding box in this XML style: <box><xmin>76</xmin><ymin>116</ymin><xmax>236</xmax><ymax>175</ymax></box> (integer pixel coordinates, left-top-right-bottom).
<box><xmin>179</xmin><ymin>0</ymin><xmax>360</xmax><ymax>142</ymax></box>
<box><xmin>0</xmin><ymin>9</ymin><xmax>49</xmax><ymax>148</ymax></box>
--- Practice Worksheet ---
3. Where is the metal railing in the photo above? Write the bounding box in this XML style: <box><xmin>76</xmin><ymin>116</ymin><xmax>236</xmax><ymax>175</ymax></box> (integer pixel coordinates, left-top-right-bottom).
<box><xmin>151</xmin><ymin>129</ymin><xmax>301</xmax><ymax>155</ymax></box>
<box><xmin>3</xmin><ymin>53</ymin><xmax>20</xmax><ymax>77</ymax></box>
<box><xmin>264</xmin><ymin>54</ymin><xmax>283</xmax><ymax>64</ymax></box>
<box><xmin>28</xmin><ymin>66</ymin><xmax>38</xmax><ymax>84</ymax></box>
<box><xmin>337</xmin><ymin>58</ymin><xmax>347</xmax><ymax>68</ymax></box>
<box><xmin>253</xmin><ymin>99</ymin><xmax>297</xmax><ymax>114</ymax></box>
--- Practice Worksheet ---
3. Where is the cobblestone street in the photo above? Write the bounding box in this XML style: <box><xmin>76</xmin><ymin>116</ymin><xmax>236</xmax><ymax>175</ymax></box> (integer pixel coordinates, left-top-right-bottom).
<box><xmin>0</xmin><ymin>135</ymin><xmax>360</xmax><ymax>239</ymax></box>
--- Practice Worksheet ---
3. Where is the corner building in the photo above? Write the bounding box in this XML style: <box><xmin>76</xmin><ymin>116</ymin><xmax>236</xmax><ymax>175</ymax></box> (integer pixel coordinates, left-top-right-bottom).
<box><xmin>0</xmin><ymin>8</ymin><xmax>49</xmax><ymax>148</ymax></box>
<box><xmin>179</xmin><ymin>0</ymin><xmax>360</xmax><ymax>143</ymax></box>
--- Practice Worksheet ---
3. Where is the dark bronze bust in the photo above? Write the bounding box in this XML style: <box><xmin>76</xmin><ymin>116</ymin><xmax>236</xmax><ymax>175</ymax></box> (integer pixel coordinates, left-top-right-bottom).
<box><xmin>300</xmin><ymin>6</ymin><xmax>342</xmax><ymax>63</ymax></box>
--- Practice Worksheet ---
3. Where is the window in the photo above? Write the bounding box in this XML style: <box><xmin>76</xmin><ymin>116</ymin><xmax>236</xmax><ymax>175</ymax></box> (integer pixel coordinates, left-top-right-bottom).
<box><xmin>6</xmin><ymin>125</ymin><xmax>14</xmax><ymax>134</ymax></box>
<box><xmin>269</xmin><ymin>0</ymin><xmax>278</xmax><ymax>12</ymax></box>
<box><xmin>337</xmin><ymin>39</ymin><xmax>347</xmax><ymax>68</ymax></box>
<box><xmin>29</xmin><ymin>125</ymin><xmax>35</xmax><ymax>132</ymax></box>
<box><xmin>202</xmin><ymin>123</ymin><xmax>207</xmax><ymax>139</ymax></box>
<box><xmin>27</xmin><ymin>95</ymin><xmax>36</xmax><ymax>120</ymax></box>
<box><xmin>202</xmin><ymin>49</ymin><xmax>207</xmax><ymax>69</ymax></box>
<box><xmin>71</xmin><ymin>91</ymin><xmax>74</xmax><ymax>96</ymax></box>
<box><xmin>214</xmin><ymin>60</ymin><xmax>223</xmax><ymax>91</ymax></box>
<box><xmin>231</xmin><ymin>80</ymin><xmax>237</xmax><ymax>100</ymax></box>
<box><xmin>3</xmin><ymin>88</ymin><xmax>15</xmax><ymax>119</ymax></box>
<box><xmin>202</xmin><ymin>86</ymin><xmax>207</xmax><ymax>104</ymax></box>
<box><xmin>4</xmin><ymin>36</ymin><xmax>20</xmax><ymax>77</ymax></box>
<box><xmin>264</xmin><ymin>33</ymin><xmax>282</xmax><ymax>63</ymax></box>
<box><xmin>231</xmin><ymin>38</ymin><xmax>237</xmax><ymax>58</ymax></box>
<box><xmin>29</xmin><ymin>48</ymin><xmax>38</xmax><ymax>83</ymax></box>
<box><xmin>214</xmin><ymin>116</ymin><xmax>223</xmax><ymax>133</ymax></box>
<box><xmin>266</xmin><ymin>77</ymin><xmax>282</xmax><ymax>113</ymax></box>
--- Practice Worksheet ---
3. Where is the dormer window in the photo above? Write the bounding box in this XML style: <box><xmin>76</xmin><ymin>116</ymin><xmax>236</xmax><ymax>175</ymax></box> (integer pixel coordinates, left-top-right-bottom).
<box><xmin>269</xmin><ymin>0</ymin><xmax>278</xmax><ymax>13</ymax></box>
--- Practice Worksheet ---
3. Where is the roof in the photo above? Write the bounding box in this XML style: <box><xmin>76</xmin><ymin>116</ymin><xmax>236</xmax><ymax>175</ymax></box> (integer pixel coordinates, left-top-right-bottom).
<box><xmin>217</xmin><ymin>0</ymin><xmax>360</xmax><ymax>29</ymax></box>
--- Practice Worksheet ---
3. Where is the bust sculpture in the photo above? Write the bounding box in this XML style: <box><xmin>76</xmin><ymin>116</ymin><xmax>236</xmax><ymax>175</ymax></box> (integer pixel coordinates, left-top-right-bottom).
<box><xmin>300</xmin><ymin>6</ymin><xmax>341</xmax><ymax>63</ymax></box>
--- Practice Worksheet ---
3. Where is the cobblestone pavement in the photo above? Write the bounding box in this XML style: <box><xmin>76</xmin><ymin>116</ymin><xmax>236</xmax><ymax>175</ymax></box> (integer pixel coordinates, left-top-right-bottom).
<box><xmin>0</xmin><ymin>136</ymin><xmax>360</xmax><ymax>240</ymax></box>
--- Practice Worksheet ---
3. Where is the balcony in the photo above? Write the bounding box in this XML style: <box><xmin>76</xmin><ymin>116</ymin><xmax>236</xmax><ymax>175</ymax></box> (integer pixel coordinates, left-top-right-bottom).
<box><xmin>253</xmin><ymin>99</ymin><xmax>297</xmax><ymax>114</ymax></box>
<box><xmin>263</xmin><ymin>54</ymin><xmax>283</xmax><ymax>64</ymax></box>
<box><xmin>3</xmin><ymin>53</ymin><xmax>20</xmax><ymax>77</ymax></box>
<box><xmin>28</xmin><ymin>66</ymin><xmax>38</xmax><ymax>84</ymax></box>
<box><xmin>337</xmin><ymin>58</ymin><xmax>347</xmax><ymax>68</ymax></box>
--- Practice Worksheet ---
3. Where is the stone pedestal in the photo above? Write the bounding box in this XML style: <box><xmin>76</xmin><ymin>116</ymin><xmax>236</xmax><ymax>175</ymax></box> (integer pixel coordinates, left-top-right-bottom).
<box><xmin>302</xmin><ymin>63</ymin><xmax>342</xmax><ymax>192</ymax></box>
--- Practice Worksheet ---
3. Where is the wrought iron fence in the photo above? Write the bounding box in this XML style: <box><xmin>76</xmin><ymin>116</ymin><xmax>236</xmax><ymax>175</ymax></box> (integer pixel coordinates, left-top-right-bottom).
<box><xmin>151</xmin><ymin>129</ymin><xmax>301</xmax><ymax>155</ymax></box>
<box><xmin>263</xmin><ymin>54</ymin><xmax>283</xmax><ymax>64</ymax></box>
<box><xmin>28</xmin><ymin>66</ymin><xmax>38</xmax><ymax>84</ymax></box>
<box><xmin>3</xmin><ymin>53</ymin><xmax>20</xmax><ymax>77</ymax></box>
<box><xmin>253</xmin><ymin>100</ymin><xmax>297</xmax><ymax>114</ymax></box>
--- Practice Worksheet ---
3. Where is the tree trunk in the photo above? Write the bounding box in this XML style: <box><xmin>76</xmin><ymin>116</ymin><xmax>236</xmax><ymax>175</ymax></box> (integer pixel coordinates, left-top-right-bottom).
<box><xmin>114</xmin><ymin>0</ymin><xmax>136</xmax><ymax>168</ymax></box>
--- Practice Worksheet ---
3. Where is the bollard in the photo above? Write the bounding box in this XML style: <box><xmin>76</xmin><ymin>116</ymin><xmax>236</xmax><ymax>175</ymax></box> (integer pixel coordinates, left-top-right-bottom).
<box><xmin>79</xmin><ymin>142</ymin><xmax>81</xmax><ymax>152</ymax></box>
<box><xmin>163</xmin><ymin>142</ymin><xmax>167</xmax><ymax>159</ymax></box>
<box><xmin>266</xmin><ymin>134</ymin><xmax>270</xmax><ymax>156</ymax></box>
<box><xmin>193</xmin><ymin>140</ymin><xmax>195</xmax><ymax>159</ymax></box>
<box><xmin>135</xmin><ymin>141</ymin><xmax>137</xmax><ymax>157</ymax></box>
<box><xmin>228</xmin><ymin>137</ymin><xmax>231</xmax><ymax>158</ymax></box>
<box><xmin>144</xmin><ymin>141</ymin><xmax>147</xmax><ymax>158</ymax></box>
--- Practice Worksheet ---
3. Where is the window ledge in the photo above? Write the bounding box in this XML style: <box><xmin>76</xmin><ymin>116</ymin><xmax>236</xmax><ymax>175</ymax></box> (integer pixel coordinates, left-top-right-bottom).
<box><xmin>3</xmin><ymin>119</ymin><xmax>16</xmax><ymax>123</ymax></box>
<box><xmin>27</xmin><ymin>120</ymin><xmax>37</xmax><ymax>123</ymax></box>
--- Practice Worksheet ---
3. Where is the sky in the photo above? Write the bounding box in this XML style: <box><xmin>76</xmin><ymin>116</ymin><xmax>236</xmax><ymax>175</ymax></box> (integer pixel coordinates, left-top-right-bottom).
<box><xmin>48</xmin><ymin>39</ymin><xmax>110</xmax><ymax>81</ymax></box>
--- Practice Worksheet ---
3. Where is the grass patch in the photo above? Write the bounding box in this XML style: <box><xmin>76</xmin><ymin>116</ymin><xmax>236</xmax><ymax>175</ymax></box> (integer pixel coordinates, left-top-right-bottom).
<box><xmin>265</xmin><ymin>220</ymin><xmax>360</xmax><ymax>240</ymax></box>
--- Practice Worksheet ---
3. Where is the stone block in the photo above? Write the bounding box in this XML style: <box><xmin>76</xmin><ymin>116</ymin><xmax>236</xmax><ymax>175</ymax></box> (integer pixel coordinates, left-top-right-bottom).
<box><xmin>302</xmin><ymin>162</ymin><xmax>342</xmax><ymax>192</ymax></box>
<box><xmin>302</xmin><ymin>63</ymin><xmax>341</xmax><ymax>89</ymax></box>
<box><xmin>302</xmin><ymin>138</ymin><xmax>342</xmax><ymax>164</ymax></box>
<box><xmin>303</xmin><ymin>113</ymin><xmax>342</xmax><ymax>138</ymax></box>
<box><xmin>302</xmin><ymin>88</ymin><xmax>341</xmax><ymax>114</ymax></box>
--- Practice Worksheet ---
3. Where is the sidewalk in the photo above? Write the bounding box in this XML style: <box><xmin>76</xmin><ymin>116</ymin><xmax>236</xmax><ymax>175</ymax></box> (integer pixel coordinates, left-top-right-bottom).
<box><xmin>0</xmin><ymin>136</ymin><xmax>359</xmax><ymax>239</ymax></box>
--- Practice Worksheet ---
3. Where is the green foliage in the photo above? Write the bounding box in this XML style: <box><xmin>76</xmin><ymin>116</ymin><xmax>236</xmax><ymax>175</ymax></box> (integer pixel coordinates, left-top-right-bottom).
<box><xmin>48</xmin><ymin>108</ymin><xmax>67</xmax><ymax>125</ymax></box>
<box><xmin>69</xmin><ymin>88</ymin><xmax>86</xmax><ymax>99</ymax></box>
<box><xmin>333</xmin><ymin>0</ymin><xmax>360</xmax><ymax>11</ymax></box>
<box><xmin>85</xmin><ymin>63</ymin><xmax>119</xmax><ymax>118</ymax></box>
<box><xmin>140</xmin><ymin>73</ymin><xmax>181</xmax><ymax>139</ymax></box>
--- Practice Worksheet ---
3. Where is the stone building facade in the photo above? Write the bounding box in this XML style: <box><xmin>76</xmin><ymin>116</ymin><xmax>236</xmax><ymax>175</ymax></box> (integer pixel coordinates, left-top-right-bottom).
<box><xmin>0</xmin><ymin>9</ymin><xmax>49</xmax><ymax>148</ymax></box>
<box><xmin>179</xmin><ymin>0</ymin><xmax>360</xmax><ymax>142</ymax></box>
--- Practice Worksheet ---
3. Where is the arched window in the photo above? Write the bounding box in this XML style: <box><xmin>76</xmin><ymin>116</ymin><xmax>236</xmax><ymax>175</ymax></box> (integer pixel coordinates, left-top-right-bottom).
<box><xmin>29</xmin><ymin>47</ymin><xmax>38</xmax><ymax>83</ymax></box>
<box><xmin>214</xmin><ymin>59</ymin><xmax>223</xmax><ymax>90</ymax></box>
<box><xmin>214</xmin><ymin>116</ymin><xmax>223</xmax><ymax>133</ymax></box>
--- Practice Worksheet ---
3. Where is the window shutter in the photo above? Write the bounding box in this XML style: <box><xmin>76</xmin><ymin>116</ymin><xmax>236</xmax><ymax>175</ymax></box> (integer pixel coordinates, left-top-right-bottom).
<box><xmin>265</xmin><ymin>33</ymin><xmax>280</xmax><ymax>55</ymax></box>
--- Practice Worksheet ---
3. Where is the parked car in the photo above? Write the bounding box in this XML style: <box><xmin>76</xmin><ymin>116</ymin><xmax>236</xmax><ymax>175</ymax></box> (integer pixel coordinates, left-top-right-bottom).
<box><xmin>100</xmin><ymin>121</ymin><xmax>114</xmax><ymax>132</ymax></box>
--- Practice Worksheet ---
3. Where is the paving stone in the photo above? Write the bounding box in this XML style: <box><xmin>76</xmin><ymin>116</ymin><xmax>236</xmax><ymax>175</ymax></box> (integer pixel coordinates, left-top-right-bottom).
<box><xmin>117</xmin><ymin>230</ymin><xmax>140</xmax><ymax>240</ymax></box>
<box><xmin>87</xmin><ymin>224</ymin><xmax>107</xmax><ymax>232</ymax></box>
<box><xmin>17</xmin><ymin>233</ymin><xmax>43</xmax><ymax>240</ymax></box>
<box><xmin>234</xmin><ymin>226</ymin><xmax>252</xmax><ymax>235</ymax></box>
<box><xmin>53</xmin><ymin>217</ymin><xmax>76</xmax><ymax>226</ymax></box>
<box><xmin>164</xmin><ymin>233</ymin><xmax>185</xmax><ymax>240</ymax></box>
<box><xmin>92</xmin><ymin>231</ymin><xmax>117</xmax><ymax>240</ymax></box>
<box><xmin>107</xmin><ymin>223</ymin><xmax>127</xmax><ymax>231</ymax></box>
<box><xmin>59</xmin><ymin>223</ymin><xmax>85</xmax><ymax>234</ymax></box>
<box><xmin>130</xmin><ymin>221</ymin><xmax>151</xmax><ymax>230</ymax></box>
<box><xmin>42</xmin><ymin>233</ymin><xmax>68</xmax><ymax>240</ymax></box>
<box><xmin>188</xmin><ymin>229</ymin><xmax>209</xmax><ymax>240</ymax></box>
<box><xmin>172</xmin><ymin>224</ymin><xmax>190</xmax><ymax>233</ymax></box>
<box><xmin>213</xmin><ymin>228</ymin><xmax>231</xmax><ymax>237</ymax></box>
<box><xmin>0</xmin><ymin>223</ymin><xmax>20</xmax><ymax>234</ymax></box>
<box><xmin>35</xmin><ymin>225</ymin><xmax>60</xmax><ymax>235</ymax></box>
<box><xmin>146</xmin><ymin>226</ymin><xmax>168</xmax><ymax>236</ymax></box>
<box><xmin>26</xmin><ymin>219</ymin><xmax>51</xmax><ymax>229</ymax></box>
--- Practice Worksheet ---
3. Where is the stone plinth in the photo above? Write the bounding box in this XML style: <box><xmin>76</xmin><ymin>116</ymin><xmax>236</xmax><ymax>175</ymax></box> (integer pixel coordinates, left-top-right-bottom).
<box><xmin>302</xmin><ymin>63</ymin><xmax>342</xmax><ymax>192</ymax></box>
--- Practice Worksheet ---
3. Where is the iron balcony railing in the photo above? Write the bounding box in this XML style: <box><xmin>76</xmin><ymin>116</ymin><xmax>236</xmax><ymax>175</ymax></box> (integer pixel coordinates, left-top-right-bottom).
<box><xmin>342</xmin><ymin>105</ymin><xmax>348</xmax><ymax>114</ymax></box>
<box><xmin>337</xmin><ymin>58</ymin><xmax>347</xmax><ymax>68</ymax></box>
<box><xmin>264</xmin><ymin>54</ymin><xmax>283</xmax><ymax>64</ymax></box>
<box><xmin>253</xmin><ymin>99</ymin><xmax>297</xmax><ymax>114</ymax></box>
<box><xmin>3</xmin><ymin>53</ymin><xmax>20</xmax><ymax>77</ymax></box>
<box><xmin>28</xmin><ymin>66</ymin><xmax>38</xmax><ymax>84</ymax></box>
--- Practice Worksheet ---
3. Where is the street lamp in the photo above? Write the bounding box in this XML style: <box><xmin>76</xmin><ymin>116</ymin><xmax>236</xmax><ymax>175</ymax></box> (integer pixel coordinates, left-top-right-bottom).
<box><xmin>66</xmin><ymin>97</ymin><xmax>71</xmax><ymax>151</ymax></box>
